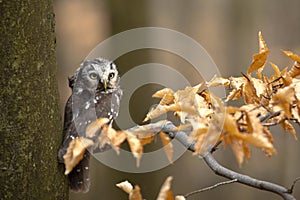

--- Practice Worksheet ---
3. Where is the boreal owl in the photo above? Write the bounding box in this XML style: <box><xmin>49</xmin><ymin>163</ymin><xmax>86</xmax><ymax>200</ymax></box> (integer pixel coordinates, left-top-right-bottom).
<box><xmin>58</xmin><ymin>58</ymin><xmax>122</xmax><ymax>192</ymax></box>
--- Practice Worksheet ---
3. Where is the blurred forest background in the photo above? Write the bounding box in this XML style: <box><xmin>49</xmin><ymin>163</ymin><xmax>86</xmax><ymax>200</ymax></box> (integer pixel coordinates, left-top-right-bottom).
<box><xmin>54</xmin><ymin>0</ymin><xmax>300</xmax><ymax>199</ymax></box>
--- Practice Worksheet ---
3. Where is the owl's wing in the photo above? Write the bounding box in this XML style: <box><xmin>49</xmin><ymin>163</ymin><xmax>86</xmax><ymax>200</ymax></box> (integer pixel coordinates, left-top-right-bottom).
<box><xmin>58</xmin><ymin>96</ymin><xmax>76</xmax><ymax>163</ymax></box>
<box><xmin>57</xmin><ymin>95</ymin><xmax>92</xmax><ymax>193</ymax></box>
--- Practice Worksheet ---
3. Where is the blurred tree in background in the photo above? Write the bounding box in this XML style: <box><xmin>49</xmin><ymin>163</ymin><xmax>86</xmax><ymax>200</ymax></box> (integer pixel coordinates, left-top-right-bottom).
<box><xmin>54</xmin><ymin>0</ymin><xmax>300</xmax><ymax>199</ymax></box>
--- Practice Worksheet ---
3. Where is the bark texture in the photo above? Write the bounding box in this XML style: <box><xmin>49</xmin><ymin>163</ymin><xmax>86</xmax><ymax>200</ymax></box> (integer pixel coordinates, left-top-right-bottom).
<box><xmin>0</xmin><ymin>1</ymin><xmax>68</xmax><ymax>199</ymax></box>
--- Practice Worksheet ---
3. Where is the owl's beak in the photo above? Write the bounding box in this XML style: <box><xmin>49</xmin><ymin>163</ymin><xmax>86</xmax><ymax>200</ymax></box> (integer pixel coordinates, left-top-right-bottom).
<box><xmin>103</xmin><ymin>80</ymin><xmax>107</xmax><ymax>90</ymax></box>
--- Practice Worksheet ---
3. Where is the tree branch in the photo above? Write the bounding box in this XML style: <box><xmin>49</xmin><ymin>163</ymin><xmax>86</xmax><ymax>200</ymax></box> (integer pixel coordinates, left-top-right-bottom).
<box><xmin>124</xmin><ymin>120</ymin><xmax>296</xmax><ymax>199</ymax></box>
<box><xmin>159</xmin><ymin>122</ymin><xmax>296</xmax><ymax>200</ymax></box>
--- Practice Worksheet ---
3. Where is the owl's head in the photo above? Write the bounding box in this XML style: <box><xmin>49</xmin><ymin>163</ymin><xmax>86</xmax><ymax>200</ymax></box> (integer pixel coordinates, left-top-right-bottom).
<box><xmin>70</xmin><ymin>58</ymin><xmax>120</xmax><ymax>92</ymax></box>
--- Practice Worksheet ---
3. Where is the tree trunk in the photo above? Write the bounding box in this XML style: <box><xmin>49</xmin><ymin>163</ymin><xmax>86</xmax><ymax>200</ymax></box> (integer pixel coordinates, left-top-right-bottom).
<box><xmin>0</xmin><ymin>1</ymin><xmax>68</xmax><ymax>199</ymax></box>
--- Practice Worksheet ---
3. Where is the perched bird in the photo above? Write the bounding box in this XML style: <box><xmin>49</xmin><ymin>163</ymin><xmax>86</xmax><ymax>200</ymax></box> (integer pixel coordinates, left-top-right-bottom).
<box><xmin>58</xmin><ymin>58</ymin><xmax>122</xmax><ymax>192</ymax></box>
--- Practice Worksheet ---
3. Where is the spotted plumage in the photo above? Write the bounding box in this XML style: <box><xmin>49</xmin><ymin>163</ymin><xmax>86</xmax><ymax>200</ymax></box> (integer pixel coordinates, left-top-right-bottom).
<box><xmin>58</xmin><ymin>58</ymin><xmax>122</xmax><ymax>192</ymax></box>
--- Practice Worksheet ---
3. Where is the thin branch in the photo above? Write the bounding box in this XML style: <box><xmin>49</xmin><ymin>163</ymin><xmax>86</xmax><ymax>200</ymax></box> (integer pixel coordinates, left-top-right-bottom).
<box><xmin>184</xmin><ymin>179</ymin><xmax>237</xmax><ymax>198</ymax></box>
<box><xmin>288</xmin><ymin>177</ymin><xmax>300</xmax><ymax>194</ymax></box>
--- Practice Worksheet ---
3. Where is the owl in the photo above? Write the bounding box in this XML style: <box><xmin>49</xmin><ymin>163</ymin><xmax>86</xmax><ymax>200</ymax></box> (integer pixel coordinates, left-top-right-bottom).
<box><xmin>58</xmin><ymin>58</ymin><xmax>122</xmax><ymax>193</ymax></box>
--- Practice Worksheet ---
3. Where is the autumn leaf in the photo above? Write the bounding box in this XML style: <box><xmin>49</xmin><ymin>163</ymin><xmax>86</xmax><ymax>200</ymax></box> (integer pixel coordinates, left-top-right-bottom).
<box><xmin>116</xmin><ymin>180</ymin><xmax>133</xmax><ymax>194</ymax></box>
<box><xmin>86</xmin><ymin>118</ymin><xmax>110</xmax><ymax>137</ymax></box>
<box><xmin>283</xmin><ymin>50</ymin><xmax>300</xmax><ymax>63</ymax></box>
<box><xmin>157</xmin><ymin>176</ymin><xmax>174</xmax><ymax>200</ymax></box>
<box><xmin>271</xmin><ymin>86</ymin><xmax>295</xmax><ymax>119</ymax></box>
<box><xmin>63</xmin><ymin>137</ymin><xmax>94</xmax><ymax>175</ymax></box>
<box><xmin>207</xmin><ymin>75</ymin><xmax>230</xmax><ymax>87</ymax></box>
<box><xmin>280</xmin><ymin>120</ymin><xmax>297</xmax><ymax>140</ymax></box>
<box><xmin>159</xmin><ymin>132</ymin><xmax>173</xmax><ymax>163</ymax></box>
<box><xmin>247</xmin><ymin>32</ymin><xmax>270</xmax><ymax>77</ymax></box>
<box><xmin>98</xmin><ymin>125</ymin><xmax>126</xmax><ymax>154</ymax></box>
<box><xmin>130</xmin><ymin>186</ymin><xmax>143</xmax><ymax>200</ymax></box>
<box><xmin>153</xmin><ymin>88</ymin><xmax>175</xmax><ymax>105</ymax></box>
<box><xmin>116</xmin><ymin>181</ymin><xmax>143</xmax><ymax>200</ymax></box>
<box><xmin>126</xmin><ymin>132</ymin><xmax>143</xmax><ymax>167</ymax></box>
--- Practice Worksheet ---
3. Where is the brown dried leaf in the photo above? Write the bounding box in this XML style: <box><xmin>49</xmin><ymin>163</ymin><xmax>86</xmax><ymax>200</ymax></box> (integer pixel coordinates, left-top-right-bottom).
<box><xmin>153</xmin><ymin>88</ymin><xmax>174</xmax><ymax>98</ymax></box>
<box><xmin>271</xmin><ymin>86</ymin><xmax>295</xmax><ymax>118</ymax></box>
<box><xmin>229</xmin><ymin>138</ymin><xmax>245</xmax><ymax>166</ymax></box>
<box><xmin>99</xmin><ymin>126</ymin><xmax>127</xmax><ymax>154</ymax></box>
<box><xmin>270</xmin><ymin>62</ymin><xmax>281</xmax><ymax>78</ymax></box>
<box><xmin>283</xmin><ymin>50</ymin><xmax>300</xmax><ymax>63</ymax></box>
<box><xmin>157</xmin><ymin>176</ymin><xmax>174</xmax><ymax>200</ymax></box>
<box><xmin>280</xmin><ymin>120</ymin><xmax>297</xmax><ymax>140</ymax></box>
<box><xmin>194</xmin><ymin>94</ymin><xmax>224</xmax><ymax>154</ymax></box>
<box><xmin>116</xmin><ymin>180</ymin><xmax>133</xmax><ymax>194</ymax></box>
<box><xmin>63</xmin><ymin>137</ymin><xmax>94</xmax><ymax>175</ymax></box>
<box><xmin>175</xmin><ymin>196</ymin><xmax>186</xmax><ymax>200</ymax></box>
<box><xmin>207</xmin><ymin>75</ymin><xmax>230</xmax><ymax>87</ymax></box>
<box><xmin>258</xmin><ymin>31</ymin><xmax>268</xmax><ymax>53</ymax></box>
<box><xmin>86</xmin><ymin>118</ymin><xmax>110</xmax><ymax>137</ymax></box>
<box><xmin>288</xmin><ymin>62</ymin><xmax>300</xmax><ymax>78</ymax></box>
<box><xmin>144</xmin><ymin>104</ymin><xmax>180</xmax><ymax>122</ymax></box>
<box><xmin>159</xmin><ymin>132</ymin><xmax>173</xmax><ymax>163</ymax></box>
<box><xmin>291</xmin><ymin>106</ymin><xmax>300</xmax><ymax>123</ymax></box>
<box><xmin>126</xmin><ymin>132</ymin><xmax>143</xmax><ymax>167</ymax></box>
<box><xmin>247</xmin><ymin>50</ymin><xmax>270</xmax><ymax>76</ymax></box>
<box><xmin>247</xmin><ymin>32</ymin><xmax>270</xmax><ymax>77</ymax></box>
<box><xmin>226</xmin><ymin>77</ymin><xmax>246</xmax><ymax>101</ymax></box>
<box><xmin>117</xmin><ymin>181</ymin><xmax>143</xmax><ymax>200</ymax></box>
<box><xmin>136</xmin><ymin>132</ymin><xmax>155</xmax><ymax>146</ymax></box>
<box><xmin>130</xmin><ymin>185</ymin><xmax>143</xmax><ymax>200</ymax></box>
<box><xmin>153</xmin><ymin>88</ymin><xmax>175</xmax><ymax>106</ymax></box>
<box><xmin>251</xmin><ymin>78</ymin><xmax>267</xmax><ymax>100</ymax></box>
<box><xmin>174</xmin><ymin>87</ymin><xmax>200</xmax><ymax>115</ymax></box>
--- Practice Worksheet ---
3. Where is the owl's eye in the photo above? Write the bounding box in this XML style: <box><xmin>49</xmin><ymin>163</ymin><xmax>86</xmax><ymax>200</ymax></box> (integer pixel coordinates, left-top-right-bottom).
<box><xmin>89</xmin><ymin>73</ymin><xmax>98</xmax><ymax>80</ymax></box>
<box><xmin>108</xmin><ymin>72</ymin><xmax>115</xmax><ymax>80</ymax></box>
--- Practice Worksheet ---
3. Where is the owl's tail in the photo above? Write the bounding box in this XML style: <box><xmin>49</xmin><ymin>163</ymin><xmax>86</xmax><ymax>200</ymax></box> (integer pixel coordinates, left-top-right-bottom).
<box><xmin>68</xmin><ymin>151</ymin><xmax>91</xmax><ymax>193</ymax></box>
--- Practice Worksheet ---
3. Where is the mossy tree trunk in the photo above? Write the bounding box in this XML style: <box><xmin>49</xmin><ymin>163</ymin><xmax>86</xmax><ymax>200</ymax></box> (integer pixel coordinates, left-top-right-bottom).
<box><xmin>0</xmin><ymin>1</ymin><xmax>68</xmax><ymax>199</ymax></box>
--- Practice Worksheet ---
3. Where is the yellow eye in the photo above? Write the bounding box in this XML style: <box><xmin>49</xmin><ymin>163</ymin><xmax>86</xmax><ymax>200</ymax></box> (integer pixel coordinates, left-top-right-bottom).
<box><xmin>89</xmin><ymin>73</ymin><xmax>98</xmax><ymax>80</ymax></box>
<box><xmin>108</xmin><ymin>73</ymin><xmax>115</xmax><ymax>80</ymax></box>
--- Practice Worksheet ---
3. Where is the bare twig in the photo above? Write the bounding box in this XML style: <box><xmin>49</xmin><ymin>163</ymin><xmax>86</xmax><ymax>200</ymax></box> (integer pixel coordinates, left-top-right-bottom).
<box><xmin>288</xmin><ymin>177</ymin><xmax>300</xmax><ymax>194</ymax></box>
<box><xmin>184</xmin><ymin>179</ymin><xmax>237</xmax><ymax>198</ymax></box>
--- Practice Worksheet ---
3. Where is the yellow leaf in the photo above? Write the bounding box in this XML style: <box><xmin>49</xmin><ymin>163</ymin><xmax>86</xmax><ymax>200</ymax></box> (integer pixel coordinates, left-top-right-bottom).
<box><xmin>226</xmin><ymin>77</ymin><xmax>246</xmax><ymax>101</ymax></box>
<box><xmin>159</xmin><ymin>132</ymin><xmax>173</xmax><ymax>163</ymax></box>
<box><xmin>288</xmin><ymin>61</ymin><xmax>300</xmax><ymax>78</ymax></box>
<box><xmin>207</xmin><ymin>75</ymin><xmax>230</xmax><ymax>87</ymax></box>
<box><xmin>144</xmin><ymin>104</ymin><xmax>180</xmax><ymax>122</ymax></box>
<box><xmin>271</xmin><ymin>86</ymin><xmax>295</xmax><ymax>118</ymax></box>
<box><xmin>229</xmin><ymin>138</ymin><xmax>245</xmax><ymax>166</ymax></box>
<box><xmin>98</xmin><ymin>126</ymin><xmax>127</xmax><ymax>154</ymax></box>
<box><xmin>153</xmin><ymin>88</ymin><xmax>174</xmax><ymax>98</ymax></box>
<box><xmin>136</xmin><ymin>132</ymin><xmax>155</xmax><ymax>146</ymax></box>
<box><xmin>130</xmin><ymin>185</ymin><xmax>143</xmax><ymax>200</ymax></box>
<box><xmin>157</xmin><ymin>176</ymin><xmax>174</xmax><ymax>200</ymax></box>
<box><xmin>283</xmin><ymin>50</ymin><xmax>300</xmax><ymax>63</ymax></box>
<box><xmin>116</xmin><ymin>180</ymin><xmax>133</xmax><ymax>194</ymax></box>
<box><xmin>247</xmin><ymin>50</ymin><xmax>270</xmax><ymax>75</ymax></box>
<box><xmin>86</xmin><ymin>118</ymin><xmax>110</xmax><ymax>137</ymax></box>
<box><xmin>117</xmin><ymin>181</ymin><xmax>143</xmax><ymax>200</ymax></box>
<box><xmin>63</xmin><ymin>137</ymin><xmax>94</xmax><ymax>175</ymax></box>
<box><xmin>280</xmin><ymin>120</ymin><xmax>297</xmax><ymax>140</ymax></box>
<box><xmin>126</xmin><ymin>132</ymin><xmax>143</xmax><ymax>167</ymax></box>
<box><xmin>153</xmin><ymin>88</ymin><xmax>175</xmax><ymax>106</ymax></box>
<box><xmin>270</xmin><ymin>62</ymin><xmax>281</xmax><ymax>78</ymax></box>
<box><xmin>258</xmin><ymin>31</ymin><xmax>269</xmax><ymax>53</ymax></box>
<box><xmin>175</xmin><ymin>196</ymin><xmax>186</xmax><ymax>200</ymax></box>
<box><xmin>247</xmin><ymin>32</ymin><xmax>270</xmax><ymax>76</ymax></box>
